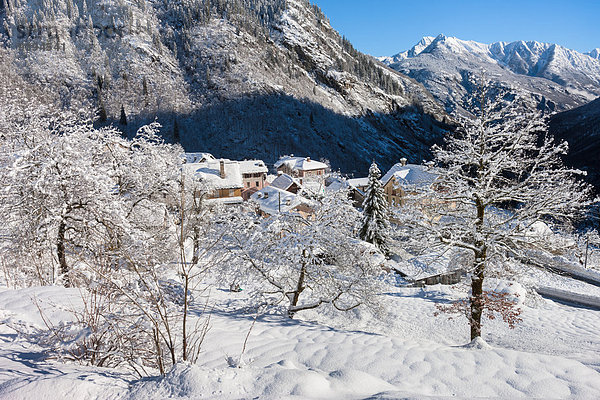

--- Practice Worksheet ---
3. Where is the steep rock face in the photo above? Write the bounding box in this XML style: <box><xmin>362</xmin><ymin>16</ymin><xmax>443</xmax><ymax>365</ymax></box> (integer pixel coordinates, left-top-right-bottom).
<box><xmin>0</xmin><ymin>0</ymin><xmax>449</xmax><ymax>175</ymax></box>
<box><xmin>381</xmin><ymin>34</ymin><xmax>600</xmax><ymax>116</ymax></box>
<box><xmin>549</xmin><ymin>97</ymin><xmax>600</xmax><ymax>191</ymax></box>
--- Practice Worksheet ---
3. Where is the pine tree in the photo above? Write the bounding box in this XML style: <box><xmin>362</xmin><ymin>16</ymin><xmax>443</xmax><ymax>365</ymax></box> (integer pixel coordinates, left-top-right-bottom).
<box><xmin>173</xmin><ymin>119</ymin><xmax>180</xmax><ymax>143</ymax></box>
<box><xmin>98</xmin><ymin>101</ymin><xmax>107</xmax><ymax>123</ymax></box>
<box><xmin>119</xmin><ymin>104</ymin><xmax>127</xmax><ymax>125</ymax></box>
<box><xmin>359</xmin><ymin>162</ymin><xmax>389</xmax><ymax>254</ymax></box>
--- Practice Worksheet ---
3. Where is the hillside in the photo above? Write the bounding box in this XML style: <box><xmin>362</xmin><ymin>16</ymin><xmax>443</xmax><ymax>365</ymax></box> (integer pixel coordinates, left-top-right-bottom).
<box><xmin>0</xmin><ymin>0</ymin><xmax>450</xmax><ymax>175</ymax></box>
<box><xmin>549</xmin><ymin>97</ymin><xmax>600</xmax><ymax>191</ymax></box>
<box><xmin>381</xmin><ymin>34</ymin><xmax>600</xmax><ymax>116</ymax></box>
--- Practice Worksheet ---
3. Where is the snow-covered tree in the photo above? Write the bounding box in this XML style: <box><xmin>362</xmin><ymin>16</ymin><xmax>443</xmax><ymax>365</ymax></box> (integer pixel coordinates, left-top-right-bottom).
<box><xmin>2</xmin><ymin>115</ymin><xmax>127</xmax><ymax>286</ymax></box>
<box><xmin>412</xmin><ymin>82</ymin><xmax>593</xmax><ymax>341</ymax></box>
<box><xmin>359</xmin><ymin>162</ymin><xmax>389</xmax><ymax>254</ymax></box>
<box><xmin>225</xmin><ymin>189</ymin><xmax>383</xmax><ymax>318</ymax></box>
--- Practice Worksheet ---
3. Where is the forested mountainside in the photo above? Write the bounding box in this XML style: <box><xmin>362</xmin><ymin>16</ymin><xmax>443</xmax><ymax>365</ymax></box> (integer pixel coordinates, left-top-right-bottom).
<box><xmin>549</xmin><ymin>97</ymin><xmax>600</xmax><ymax>192</ymax></box>
<box><xmin>0</xmin><ymin>0</ymin><xmax>450</xmax><ymax>175</ymax></box>
<box><xmin>382</xmin><ymin>34</ymin><xmax>600</xmax><ymax>117</ymax></box>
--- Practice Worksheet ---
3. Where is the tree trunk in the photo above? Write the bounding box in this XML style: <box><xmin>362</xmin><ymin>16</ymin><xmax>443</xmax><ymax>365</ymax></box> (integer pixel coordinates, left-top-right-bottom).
<box><xmin>470</xmin><ymin>256</ymin><xmax>485</xmax><ymax>340</ymax></box>
<box><xmin>191</xmin><ymin>226</ymin><xmax>200</xmax><ymax>266</ymax></box>
<box><xmin>288</xmin><ymin>260</ymin><xmax>307</xmax><ymax>318</ymax></box>
<box><xmin>57</xmin><ymin>219</ymin><xmax>70</xmax><ymax>287</ymax></box>
<box><xmin>182</xmin><ymin>273</ymin><xmax>189</xmax><ymax>361</ymax></box>
<box><xmin>471</xmin><ymin>197</ymin><xmax>486</xmax><ymax>340</ymax></box>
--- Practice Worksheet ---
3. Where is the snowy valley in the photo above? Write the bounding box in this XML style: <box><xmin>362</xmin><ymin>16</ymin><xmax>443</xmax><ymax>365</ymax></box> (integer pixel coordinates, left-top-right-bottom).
<box><xmin>2</xmin><ymin>1</ymin><xmax>600</xmax><ymax>400</ymax></box>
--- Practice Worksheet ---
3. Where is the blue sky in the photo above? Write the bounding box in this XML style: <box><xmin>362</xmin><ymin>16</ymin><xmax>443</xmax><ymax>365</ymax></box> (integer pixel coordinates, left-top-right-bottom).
<box><xmin>313</xmin><ymin>0</ymin><xmax>600</xmax><ymax>56</ymax></box>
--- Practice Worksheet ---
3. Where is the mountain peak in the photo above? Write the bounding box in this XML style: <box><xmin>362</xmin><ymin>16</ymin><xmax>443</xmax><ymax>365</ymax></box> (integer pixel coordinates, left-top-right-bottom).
<box><xmin>587</xmin><ymin>48</ymin><xmax>600</xmax><ymax>59</ymax></box>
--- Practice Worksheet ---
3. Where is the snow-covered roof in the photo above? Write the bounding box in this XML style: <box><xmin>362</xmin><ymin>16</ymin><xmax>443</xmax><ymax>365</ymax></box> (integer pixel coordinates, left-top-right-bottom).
<box><xmin>184</xmin><ymin>152</ymin><xmax>215</xmax><ymax>164</ymax></box>
<box><xmin>239</xmin><ymin>160</ymin><xmax>268</xmax><ymax>175</ymax></box>
<box><xmin>324</xmin><ymin>177</ymin><xmax>346</xmax><ymax>192</ymax></box>
<box><xmin>381</xmin><ymin>163</ymin><xmax>438</xmax><ymax>189</ymax></box>
<box><xmin>250</xmin><ymin>186</ymin><xmax>311</xmax><ymax>215</ymax></box>
<box><xmin>206</xmin><ymin>196</ymin><xmax>243</xmax><ymax>205</ymax></box>
<box><xmin>347</xmin><ymin>177</ymin><xmax>369</xmax><ymax>189</ymax></box>
<box><xmin>270</xmin><ymin>173</ymin><xmax>301</xmax><ymax>191</ymax></box>
<box><xmin>274</xmin><ymin>156</ymin><xmax>328</xmax><ymax>172</ymax></box>
<box><xmin>183</xmin><ymin>159</ymin><xmax>243</xmax><ymax>190</ymax></box>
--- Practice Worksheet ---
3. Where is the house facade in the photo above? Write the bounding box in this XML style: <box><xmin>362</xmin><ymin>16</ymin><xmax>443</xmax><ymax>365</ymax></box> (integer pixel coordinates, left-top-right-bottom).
<box><xmin>239</xmin><ymin>160</ymin><xmax>269</xmax><ymax>200</ymax></box>
<box><xmin>274</xmin><ymin>155</ymin><xmax>328</xmax><ymax>185</ymax></box>
<box><xmin>381</xmin><ymin>158</ymin><xmax>438</xmax><ymax>207</ymax></box>
<box><xmin>239</xmin><ymin>160</ymin><xmax>269</xmax><ymax>190</ymax></box>
<box><xmin>184</xmin><ymin>157</ymin><xmax>244</xmax><ymax>205</ymax></box>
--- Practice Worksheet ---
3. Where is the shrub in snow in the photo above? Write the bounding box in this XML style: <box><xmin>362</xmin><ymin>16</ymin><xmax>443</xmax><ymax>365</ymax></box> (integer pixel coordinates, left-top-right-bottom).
<box><xmin>1</xmin><ymin>111</ymin><xmax>218</xmax><ymax>375</ymax></box>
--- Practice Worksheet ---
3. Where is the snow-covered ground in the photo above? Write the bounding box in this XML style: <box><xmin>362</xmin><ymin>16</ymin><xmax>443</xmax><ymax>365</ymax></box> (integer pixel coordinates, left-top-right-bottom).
<box><xmin>1</xmin><ymin>272</ymin><xmax>599</xmax><ymax>399</ymax></box>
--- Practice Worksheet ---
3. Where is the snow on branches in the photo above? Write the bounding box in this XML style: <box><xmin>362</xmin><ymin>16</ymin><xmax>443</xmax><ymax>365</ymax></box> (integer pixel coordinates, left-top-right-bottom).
<box><xmin>359</xmin><ymin>162</ymin><xmax>390</xmax><ymax>255</ymax></box>
<box><xmin>398</xmin><ymin>79</ymin><xmax>594</xmax><ymax>340</ymax></box>
<box><xmin>224</xmin><ymin>189</ymin><xmax>385</xmax><ymax>318</ymax></box>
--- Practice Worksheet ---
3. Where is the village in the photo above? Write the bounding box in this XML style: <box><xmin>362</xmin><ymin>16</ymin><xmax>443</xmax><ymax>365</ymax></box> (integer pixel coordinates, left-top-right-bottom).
<box><xmin>182</xmin><ymin>152</ymin><xmax>436</xmax><ymax>217</ymax></box>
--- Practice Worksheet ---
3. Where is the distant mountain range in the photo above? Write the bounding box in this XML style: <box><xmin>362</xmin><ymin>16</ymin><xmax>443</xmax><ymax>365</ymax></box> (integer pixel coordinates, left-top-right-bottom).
<box><xmin>381</xmin><ymin>34</ymin><xmax>600</xmax><ymax>116</ymax></box>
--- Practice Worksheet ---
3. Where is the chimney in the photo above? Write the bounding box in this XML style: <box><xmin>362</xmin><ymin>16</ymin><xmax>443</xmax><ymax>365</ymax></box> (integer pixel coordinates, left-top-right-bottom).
<box><xmin>400</xmin><ymin>157</ymin><xmax>407</xmax><ymax>166</ymax></box>
<box><xmin>263</xmin><ymin>192</ymin><xmax>269</xmax><ymax>199</ymax></box>
<box><xmin>220</xmin><ymin>160</ymin><xmax>225</xmax><ymax>178</ymax></box>
<box><xmin>306</xmin><ymin>157</ymin><xmax>311</xmax><ymax>162</ymax></box>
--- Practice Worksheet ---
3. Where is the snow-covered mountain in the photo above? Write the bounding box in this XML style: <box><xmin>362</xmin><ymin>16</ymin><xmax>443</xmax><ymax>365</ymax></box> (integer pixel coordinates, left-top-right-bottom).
<box><xmin>0</xmin><ymin>0</ymin><xmax>449</xmax><ymax>175</ymax></box>
<box><xmin>379</xmin><ymin>36</ymin><xmax>435</xmax><ymax>64</ymax></box>
<box><xmin>381</xmin><ymin>34</ymin><xmax>600</xmax><ymax>116</ymax></box>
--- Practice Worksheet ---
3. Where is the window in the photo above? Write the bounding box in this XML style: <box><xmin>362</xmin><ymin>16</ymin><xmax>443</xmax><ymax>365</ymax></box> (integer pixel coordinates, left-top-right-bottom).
<box><xmin>229</xmin><ymin>189</ymin><xmax>235</xmax><ymax>197</ymax></box>
<box><xmin>256</xmin><ymin>181</ymin><xmax>260</xmax><ymax>187</ymax></box>
<box><xmin>247</xmin><ymin>182</ymin><xmax>250</xmax><ymax>187</ymax></box>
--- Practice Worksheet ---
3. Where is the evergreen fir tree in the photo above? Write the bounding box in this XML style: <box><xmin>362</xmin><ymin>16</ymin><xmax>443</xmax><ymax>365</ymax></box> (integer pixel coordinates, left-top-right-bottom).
<box><xmin>173</xmin><ymin>119</ymin><xmax>180</xmax><ymax>143</ymax></box>
<box><xmin>98</xmin><ymin>100</ymin><xmax>107</xmax><ymax>123</ymax></box>
<box><xmin>119</xmin><ymin>104</ymin><xmax>127</xmax><ymax>126</ymax></box>
<box><xmin>359</xmin><ymin>162</ymin><xmax>389</xmax><ymax>254</ymax></box>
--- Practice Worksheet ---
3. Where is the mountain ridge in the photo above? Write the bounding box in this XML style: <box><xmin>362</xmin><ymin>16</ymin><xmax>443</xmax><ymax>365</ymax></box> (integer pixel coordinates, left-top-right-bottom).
<box><xmin>381</xmin><ymin>34</ymin><xmax>600</xmax><ymax>116</ymax></box>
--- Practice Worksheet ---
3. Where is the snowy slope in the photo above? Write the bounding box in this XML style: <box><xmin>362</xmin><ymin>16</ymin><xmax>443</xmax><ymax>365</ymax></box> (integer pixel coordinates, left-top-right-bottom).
<box><xmin>549</xmin><ymin>97</ymin><xmax>600</xmax><ymax>190</ymax></box>
<box><xmin>2</xmin><ymin>263</ymin><xmax>600</xmax><ymax>400</ymax></box>
<box><xmin>381</xmin><ymin>34</ymin><xmax>600</xmax><ymax>116</ymax></box>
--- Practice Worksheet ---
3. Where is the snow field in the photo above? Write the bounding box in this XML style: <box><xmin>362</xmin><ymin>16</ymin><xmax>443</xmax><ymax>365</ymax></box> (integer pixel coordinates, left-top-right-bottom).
<box><xmin>1</xmin><ymin>281</ymin><xmax>599</xmax><ymax>399</ymax></box>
